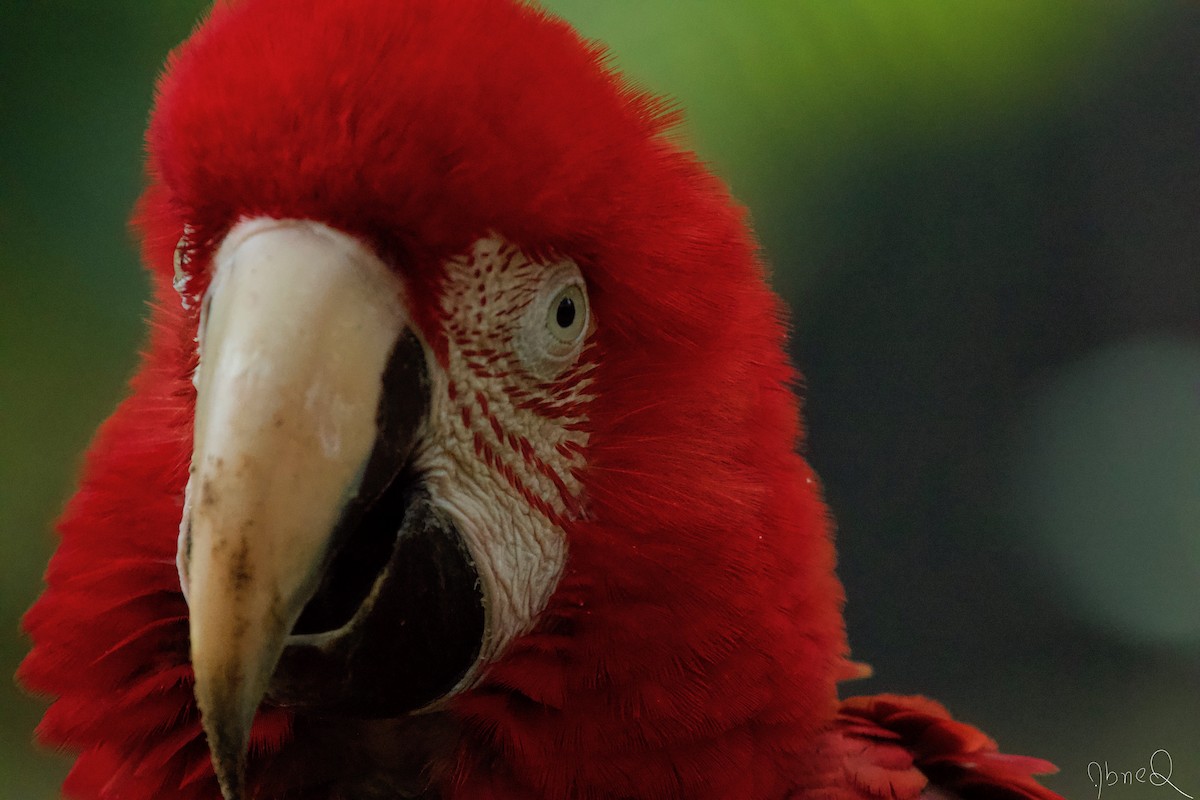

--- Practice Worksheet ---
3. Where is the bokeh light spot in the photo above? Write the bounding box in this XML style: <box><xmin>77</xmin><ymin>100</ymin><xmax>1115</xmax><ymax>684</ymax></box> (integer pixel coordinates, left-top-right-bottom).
<box><xmin>1015</xmin><ymin>336</ymin><xmax>1200</xmax><ymax>648</ymax></box>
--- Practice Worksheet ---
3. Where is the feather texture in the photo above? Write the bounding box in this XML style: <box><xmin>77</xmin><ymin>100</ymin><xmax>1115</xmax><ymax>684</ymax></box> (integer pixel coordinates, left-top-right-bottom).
<box><xmin>794</xmin><ymin>695</ymin><xmax>1061</xmax><ymax>800</ymax></box>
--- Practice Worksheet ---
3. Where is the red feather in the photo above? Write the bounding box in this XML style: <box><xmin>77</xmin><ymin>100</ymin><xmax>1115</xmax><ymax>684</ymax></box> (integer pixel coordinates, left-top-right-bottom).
<box><xmin>797</xmin><ymin>695</ymin><xmax>1061</xmax><ymax>800</ymax></box>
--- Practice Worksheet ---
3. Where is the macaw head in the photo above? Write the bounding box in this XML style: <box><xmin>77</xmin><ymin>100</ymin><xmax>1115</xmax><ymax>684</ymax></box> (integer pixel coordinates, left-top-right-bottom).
<box><xmin>23</xmin><ymin>1</ymin><xmax>848</xmax><ymax>798</ymax></box>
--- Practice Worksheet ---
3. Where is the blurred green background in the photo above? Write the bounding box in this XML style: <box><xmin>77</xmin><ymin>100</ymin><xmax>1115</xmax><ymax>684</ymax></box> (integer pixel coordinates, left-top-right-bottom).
<box><xmin>3</xmin><ymin>2</ymin><xmax>1199</xmax><ymax>798</ymax></box>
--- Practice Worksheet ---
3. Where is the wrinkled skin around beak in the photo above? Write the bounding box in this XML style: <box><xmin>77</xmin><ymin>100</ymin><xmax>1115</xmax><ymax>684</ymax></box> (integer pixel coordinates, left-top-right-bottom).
<box><xmin>181</xmin><ymin>219</ymin><xmax>409</xmax><ymax>799</ymax></box>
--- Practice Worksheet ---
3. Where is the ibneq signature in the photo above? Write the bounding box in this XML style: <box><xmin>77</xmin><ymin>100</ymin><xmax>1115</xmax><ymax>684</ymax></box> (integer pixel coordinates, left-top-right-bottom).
<box><xmin>1088</xmin><ymin>750</ymin><xmax>1194</xmax><ymax>800</ymax></box>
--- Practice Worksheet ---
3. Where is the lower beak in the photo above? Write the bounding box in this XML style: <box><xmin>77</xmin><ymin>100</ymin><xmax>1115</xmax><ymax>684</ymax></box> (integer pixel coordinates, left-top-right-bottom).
<box><xmin>180</xmin><ymin>219</ymin><xmax>409</xmax><ymax>800</ymax></box>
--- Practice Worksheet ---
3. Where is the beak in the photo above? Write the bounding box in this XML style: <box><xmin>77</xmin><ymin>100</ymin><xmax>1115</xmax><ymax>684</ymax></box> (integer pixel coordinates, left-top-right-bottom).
<box><xmin>181</xmin><ymin>219</ymin><xmax>408</xmax><ymax>800</ymax></box>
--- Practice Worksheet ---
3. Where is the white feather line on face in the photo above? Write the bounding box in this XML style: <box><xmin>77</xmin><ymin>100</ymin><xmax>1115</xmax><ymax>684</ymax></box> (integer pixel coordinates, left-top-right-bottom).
<box><xmin>413</xmin><ymin>236</ymin><xmax>593</xmax><ymax>673</ymax></box>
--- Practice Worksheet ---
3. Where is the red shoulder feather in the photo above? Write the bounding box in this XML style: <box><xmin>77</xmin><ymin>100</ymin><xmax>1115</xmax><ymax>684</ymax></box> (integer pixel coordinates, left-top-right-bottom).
<box><xmin>801</xmin><ymin>694</ymin><xmax>1063</xmax><ymax>800</ymax></box>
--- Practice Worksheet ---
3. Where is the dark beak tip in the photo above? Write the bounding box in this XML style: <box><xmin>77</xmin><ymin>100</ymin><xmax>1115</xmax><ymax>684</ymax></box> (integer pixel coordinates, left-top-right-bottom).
<box><xmin>200</xmin><ymin>705</ymin><xmax>250</xmax><ymax>800</ymax></box>
<box><xmin>211</xmin><ymin>745</ymin><xmax>247</xmax><ymax>800</ymax></box>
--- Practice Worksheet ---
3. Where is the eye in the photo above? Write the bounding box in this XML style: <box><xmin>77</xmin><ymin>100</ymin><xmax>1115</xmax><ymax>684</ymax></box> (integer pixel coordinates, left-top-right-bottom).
<box><xmin>514</xmin><ymin>262</ymin><xmax>591</xmax><ymax>380</ymax></box>
<box><xmin>548</xmin><ymin>284</ymin><xmax>586</xmax><ymax>343</ymax></box>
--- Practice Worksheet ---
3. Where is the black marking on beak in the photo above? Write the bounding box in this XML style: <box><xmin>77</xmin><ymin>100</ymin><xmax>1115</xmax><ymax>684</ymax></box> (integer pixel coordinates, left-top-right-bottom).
<box><xmin>285</xmin><ymin>330</ymin><xmax>431</xmax><ymax>635</ymax></box>
<box><xmin>263</xmin><ymin>330</ymin><xmax>486</xmax><ymax>716</ymax></box>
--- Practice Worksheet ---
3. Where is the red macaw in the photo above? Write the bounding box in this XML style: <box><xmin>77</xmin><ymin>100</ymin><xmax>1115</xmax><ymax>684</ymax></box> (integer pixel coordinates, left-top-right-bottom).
<box><xmin>20</xmin><ymin>1</ymin><xmax>1065</xmax><ymax>799</ymax></box>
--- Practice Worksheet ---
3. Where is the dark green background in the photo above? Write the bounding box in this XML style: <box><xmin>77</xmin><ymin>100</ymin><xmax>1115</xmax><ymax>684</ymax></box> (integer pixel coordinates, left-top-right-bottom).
<box><xmin>3</xmin><ymin>3</ymin><xmax>1198</xmax><ymax>799</ymax></box>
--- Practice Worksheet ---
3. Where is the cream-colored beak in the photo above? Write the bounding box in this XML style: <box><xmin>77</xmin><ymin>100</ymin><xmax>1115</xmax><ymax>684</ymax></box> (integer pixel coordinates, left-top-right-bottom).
<box><xmin>180</xmin><ymin>218</ymin><xmax>406</xmax><ymax>800</ymax></box>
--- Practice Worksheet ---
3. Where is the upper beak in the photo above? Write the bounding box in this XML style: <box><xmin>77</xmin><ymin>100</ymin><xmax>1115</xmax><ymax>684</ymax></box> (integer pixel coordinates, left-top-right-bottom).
<box><xmin>181</xmin><ymin>219</ymin><xmax>407</xmax><ymax>800</ymax></box>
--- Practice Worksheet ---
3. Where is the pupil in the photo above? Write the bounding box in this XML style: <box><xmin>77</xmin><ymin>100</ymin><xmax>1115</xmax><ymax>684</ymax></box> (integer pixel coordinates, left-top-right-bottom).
<box><xmin>556</xmin><ymin>296</ymin><xmax>576</xmax><ymax>329</ymax></box>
